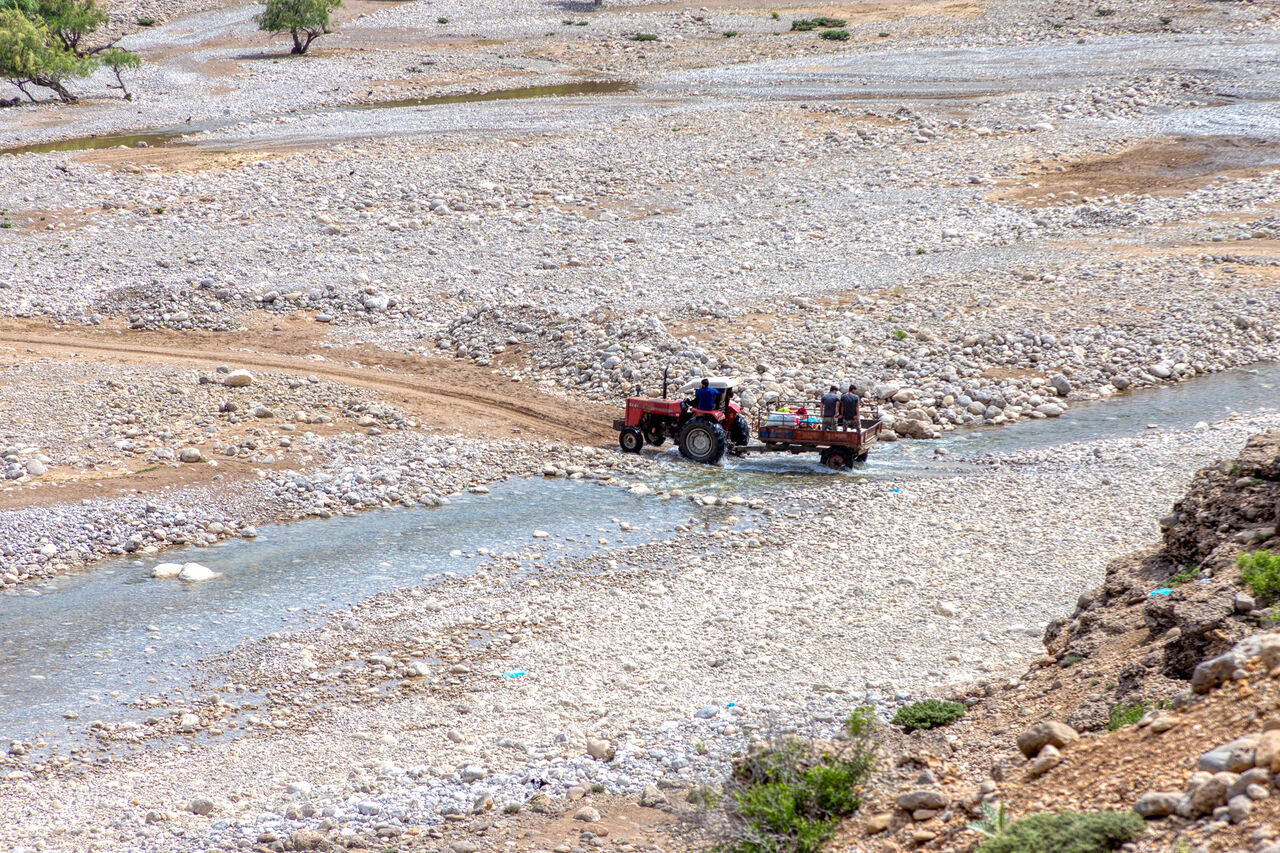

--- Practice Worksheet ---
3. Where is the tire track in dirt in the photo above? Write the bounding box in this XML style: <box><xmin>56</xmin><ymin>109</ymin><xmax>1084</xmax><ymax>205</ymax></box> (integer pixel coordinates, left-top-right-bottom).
<box><xmin>0</xmin><ymin>330</ymin><xmax>615</xmax><ymax>444</ymax></box>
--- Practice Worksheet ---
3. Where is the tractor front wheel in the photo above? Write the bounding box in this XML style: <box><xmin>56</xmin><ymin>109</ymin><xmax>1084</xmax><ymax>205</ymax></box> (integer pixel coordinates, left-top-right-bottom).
<box><xmin>820</xmin><ymin>447</ymin><xmax>852</xmax><ymax>470</ymax></box>
<box><xmin>729</xmin><ymin>416</ymin><xmax>750</xmax><ymax>446</ymax></box>
<box><xmin>619</xmin><ymin>427</ymin><xmax>644</xmax><ymax>453</ymax></box>
<box><xmin>678</xmin><ymin>419</ymin><xmax>727</xmax><ymax>464</ymax></box>
<box><xmin>643</xmin><ymin>426</ymin><xmax>667</xmax><ymax>446</ymax></box>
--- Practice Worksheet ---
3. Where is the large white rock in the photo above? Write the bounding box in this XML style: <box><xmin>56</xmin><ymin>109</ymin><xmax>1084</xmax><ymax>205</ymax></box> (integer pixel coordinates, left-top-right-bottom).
<box><xmin>177</xmin><ymin>562</ymin><xmax>219</xmax><ymax>582</ymax></box>
<box><xmin>151</xmin><ymin>562</ymin><xmax>183</xmax><ymax>578</ymax></box>
<box><xmin>223</xmin><ymin>369</ymin><xmax>255</xmax><ymax>387</ymax></box>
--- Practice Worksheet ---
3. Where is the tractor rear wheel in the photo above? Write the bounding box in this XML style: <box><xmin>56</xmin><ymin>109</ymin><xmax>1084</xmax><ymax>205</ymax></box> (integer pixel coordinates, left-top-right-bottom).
<box><xmin>619</xmin><ymin>427</ymin><xmax>644</xmax><ymax>453</ymax></box>
<box><xmin>729</xmin><ymin>416</ymin><xmax>750</xmax><ymax>446</ymax></box>
<box><xmin>678</xmin><ymin>419</ymin><xmax>727</xmax><ymax>464</ymax></box>
<box><xmin>820</xmin><ymin>447</ymin><xmax>852</xmax><ymax>470</ymax></box>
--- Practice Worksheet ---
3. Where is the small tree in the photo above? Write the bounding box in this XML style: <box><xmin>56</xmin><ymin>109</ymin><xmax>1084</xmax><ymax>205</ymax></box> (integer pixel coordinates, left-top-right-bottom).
<box><xmin>97</xmin><ymin>45</ymin><xmax>137</xmax><ymax>98</ymax></box>
<box><xmin>0</xmin><ymin>7</ymin><xmax>86</xmax><ymax>101</ymax></box>
<box><xmin>256</xmin><ymin>0</ymin><xmax>340</xmax><ymax>55</ymax></box>
<box><xmin>33</xmin><ymin>0</ymin><xmax>106</xmax><ymax>55</ymax></box>
<box><xmin>0</xmin><ymin>0</ymin><xmax>136</xmax><ymax>102</ymax></box>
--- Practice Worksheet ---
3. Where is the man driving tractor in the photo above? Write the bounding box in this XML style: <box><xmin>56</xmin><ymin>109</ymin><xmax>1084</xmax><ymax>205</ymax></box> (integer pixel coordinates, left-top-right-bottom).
<box><xmin>693</xmin><ymin>378</ymin><xmax>718</xmax><ymax>411</ymax></box>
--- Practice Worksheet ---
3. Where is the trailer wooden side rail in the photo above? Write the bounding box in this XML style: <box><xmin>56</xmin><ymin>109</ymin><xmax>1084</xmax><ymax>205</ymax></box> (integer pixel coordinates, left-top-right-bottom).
<box><xmin>736</xmin><ymin>400</ymin><xmax>884</xmax><ymax>469</ymax></box>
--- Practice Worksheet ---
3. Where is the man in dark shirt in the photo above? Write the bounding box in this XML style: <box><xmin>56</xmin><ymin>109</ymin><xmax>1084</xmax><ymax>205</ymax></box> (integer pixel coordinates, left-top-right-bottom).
<box><xmin>840</xmin><ymin>385</ymin><xmax>861</xmax><ymax>430</ymax></box>
<box><xmin>693</xmin><ymin>379</ymin><xmax>718</xmax><ymax>411</ymax></box>
<box><xmin>820</xmin><ymin>386</ymin><xmax>840</xmax><ymax>429</ymax></box>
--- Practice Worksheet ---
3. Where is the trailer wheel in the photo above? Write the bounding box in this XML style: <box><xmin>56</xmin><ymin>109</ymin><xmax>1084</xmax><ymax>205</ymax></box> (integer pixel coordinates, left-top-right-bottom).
<box><xmin>679</xmin><ymin>419</ymin><xmax>727</xmax><ymax>464</ymax></box>
<box><xmin>619</xmin><ymin>427</ymin><xmax>644</xmax><ymax>453</ymax></box>
<box><xmin>854</xmin><ymin>451</ymin><xmax>869</xmax><ymax>463</ymax></box>
<box><xmin>820</xmin><ymin>448</ymin><xmax>852</xmax><ymax>470</ymax></box>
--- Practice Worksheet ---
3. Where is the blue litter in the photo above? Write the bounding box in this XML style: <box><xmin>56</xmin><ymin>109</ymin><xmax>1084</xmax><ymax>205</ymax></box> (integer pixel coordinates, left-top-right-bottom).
<box><xmin>726</xmin><ymin>702</ymin><xmax>736</xmax><ymax>708</ymax></box>
<box><xmin>502</xmin><ymin>670</ymin><xmax>526</xmax><ymax>679</ymax></box>
<box><xmin>1150</xmin><ymin>588</ymin><xmax>1172</xmax><ymax>596</ymax></box>
<box><xmin>890</xmin><ymin>488</ymin><xmax>900</xmax><ymax>493</ymax></box>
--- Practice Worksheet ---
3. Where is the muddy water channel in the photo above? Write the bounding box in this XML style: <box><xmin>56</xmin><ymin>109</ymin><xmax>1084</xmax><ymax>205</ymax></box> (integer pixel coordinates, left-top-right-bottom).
<box><xmin>0</xmin><ymin>81</ymin><xmax>635</xmax><ymax>156</ymax></box>
<box><xmin>1</xmin><ymin>362</ymin><xmax>1277</xmax><ymax>753</ymax></box>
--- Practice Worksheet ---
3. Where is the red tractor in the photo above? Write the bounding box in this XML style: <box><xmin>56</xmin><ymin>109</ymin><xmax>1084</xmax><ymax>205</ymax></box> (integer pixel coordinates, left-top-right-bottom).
<box><xmin>613</xmin><ymin>372</ymin><xmax>750</xmax><ymax>464</ymax></box>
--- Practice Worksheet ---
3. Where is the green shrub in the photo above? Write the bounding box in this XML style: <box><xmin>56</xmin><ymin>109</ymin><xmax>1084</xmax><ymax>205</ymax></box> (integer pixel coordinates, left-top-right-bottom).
<box><xmin>892</xmin><ymin>329</ymin><xmax>909</xmax><ymax>340</ymax></box>
<box><xmin>632</xmin><ymin>32</ymin><xmax>657</xmax><ymax>40</ymax></box>
<box><xmin>819</xmin><ymin>28</ymin><xmax>849</xmax><ymax>40</ymax></box>
<box><xmin>969</xmin><ymin>802</ymin><xmax>1012</xmax><ymax>839</ymax></box>
<box><xmin>1159</xmin><ymin>15</ymin><xmax>1172</xmax><ymax>24</ymax></box>
<box><xmin>435</xmin><ymin>16</ymin><xmax>447</xmax><ymax>23</ymax></box>
<box><xmin>976</xmin><ymin>810</ymin><xmax>1144</xmax><ymax>853</ymax></box>
<box><xmin>790</xmin><ymin>16</ymin><xmax>844</xmax><ymax>31</ymax></box>
<box><xmin>1240</xmin><ymin>550</ymin><xmax>1280</xmax><ymax>602</ymax></box>
<box><xmin>723</xmin><ymin>29</ymin><xmax>738</xmax><ymax>37</ymax></box>
<box><xmin>135</xmin><ymin>15</ymin><xmax>154</xmax><ymax>24</ymax></box>
<box><xmin>843</xmin><ymin>705</ymin><xmax>876</xmax><ymax>738</ymax></box>
<box><xmin>1058</xmin><ymin>653</ymin><xmax>1083</xmax><ymax>668</ymax></box>
<box><xmin>1169</xmin><ymin>564</ymin><xmax>1201</xmax><ymax>586</ymax></box>
<box><xmin>721</xmin><ymin>716</ymin><xmax>877</xmax><ymax>853</ymax></box>
<box><xmin>891</xmin><ymin>698</ymin><xmax>966</xmax><ymax>732</ymax></box>
<box><xmin>878</xmin><ymin>30</ymin><xmax>890</xmax><ymax>36</ymax></box>
<box><xmin>1105</xmin><ymin>701</ymin><xmax>1150</xmax><ymax>732</ymax></box>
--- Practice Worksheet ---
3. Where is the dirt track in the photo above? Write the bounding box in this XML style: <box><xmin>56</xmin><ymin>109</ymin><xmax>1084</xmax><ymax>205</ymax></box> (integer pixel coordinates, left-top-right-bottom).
<box><xmin>0</xmin><ymin>323</ymin><xmax>617</xmax><ymax>511</ymax></box>
<box><xmin>0</xmin><ymin>325</ymin><xmax>616</xmax><ymax>444</ymax></box>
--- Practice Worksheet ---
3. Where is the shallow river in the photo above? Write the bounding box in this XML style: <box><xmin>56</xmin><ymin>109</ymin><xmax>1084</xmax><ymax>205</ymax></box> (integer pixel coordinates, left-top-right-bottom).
<box><xmin>0</xmin><ymin>478</ymin><xmax>721</xmax><ymax>749</ymax></box>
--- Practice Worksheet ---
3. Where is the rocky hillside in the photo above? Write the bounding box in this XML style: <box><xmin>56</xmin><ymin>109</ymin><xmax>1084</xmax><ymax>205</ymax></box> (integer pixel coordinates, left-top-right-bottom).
<box><xmin>844</xmin><ymin>430</ymin><xmax>1280</xmax><ymax>851</ymax></box>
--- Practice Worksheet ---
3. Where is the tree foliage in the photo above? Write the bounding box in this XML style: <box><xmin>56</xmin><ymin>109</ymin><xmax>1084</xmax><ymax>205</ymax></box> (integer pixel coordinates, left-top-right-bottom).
<box><xmin>0</xmin><ymin>7</ymin><xmax>84</xmax><ymax>101</ymax></box>
<box><xmin>31</xmin><ymin>0</ymin><xmax>106</xmax><ymax>54</ymax></box>
<box><xmin>256</xmin><ymin>0</ymin><xmax>340</xmax><ymax>55</ymax></box>
<box><xmin>0</xmin><ymin>0</ymin><xmax>136</xmax><ymax>102</ymax></box>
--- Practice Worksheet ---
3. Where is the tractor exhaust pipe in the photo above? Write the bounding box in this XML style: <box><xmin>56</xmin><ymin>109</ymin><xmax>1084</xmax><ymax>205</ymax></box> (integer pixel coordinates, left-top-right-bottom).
<box><xmin>661</xmin><ymin>366</ymin><xmax>669</xmax><ymax>399</ymax></box>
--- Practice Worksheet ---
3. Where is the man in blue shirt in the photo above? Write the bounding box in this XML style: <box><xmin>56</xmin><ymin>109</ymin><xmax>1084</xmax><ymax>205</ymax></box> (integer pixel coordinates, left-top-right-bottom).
<box><xmin>693</xmin><ymin>379</ymin><xmax>719</xmax><ymax>410</ymax></box>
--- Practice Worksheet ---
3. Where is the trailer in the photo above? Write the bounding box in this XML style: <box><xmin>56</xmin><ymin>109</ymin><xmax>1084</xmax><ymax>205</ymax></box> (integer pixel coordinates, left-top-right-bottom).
<box><xmin>734</xmin><ymin>399</ymin><xmax>883</xmax><ymax>470</ymax></box>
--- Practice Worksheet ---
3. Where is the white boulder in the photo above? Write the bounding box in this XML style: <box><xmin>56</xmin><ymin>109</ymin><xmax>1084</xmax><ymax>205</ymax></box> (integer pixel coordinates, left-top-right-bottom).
<box><xmin>223</xmin><ymin>369</ymin><xmax>255</xmax><ymax>387</ymax></box>
<box><xmin>177</xmin><ymin>562</ymin><xmax>219</xmax><ymax>582</ymax></box>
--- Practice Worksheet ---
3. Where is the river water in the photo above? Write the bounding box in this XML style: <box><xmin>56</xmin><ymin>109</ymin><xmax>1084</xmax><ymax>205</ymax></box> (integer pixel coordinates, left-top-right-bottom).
<box><xmin>1</xmin><ymin>362</ymin><xmax>1277</xmax><ymax>751</ymax></box>
<box><xmin>660</xmin><ymin>361</ymin><xmax>1280</xmax><ymax>490</ymax></box>
<box><xmin>0</xmin><ymin>477</ymin><xmax>721</xmax><ymax>750</ymax></box>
